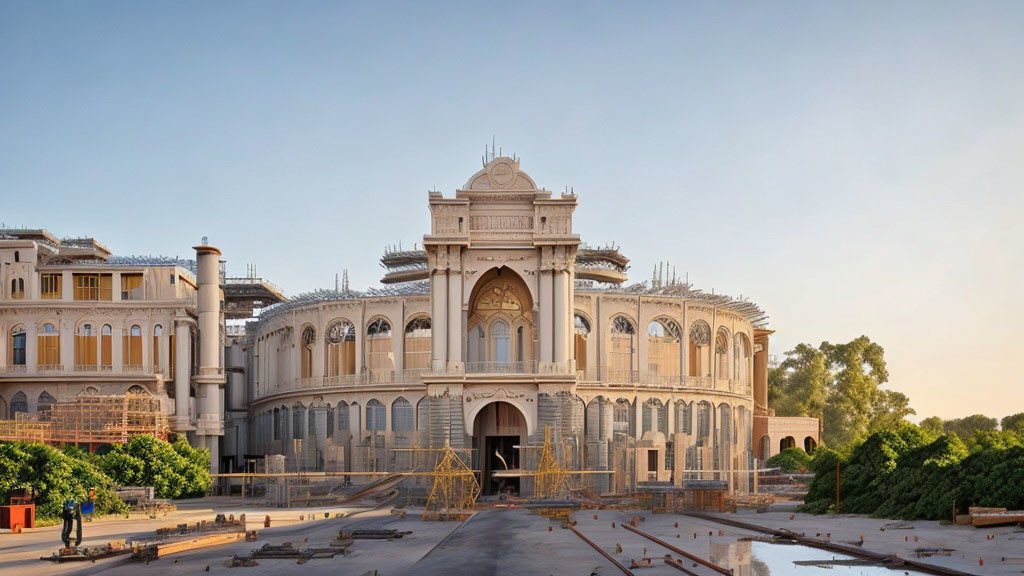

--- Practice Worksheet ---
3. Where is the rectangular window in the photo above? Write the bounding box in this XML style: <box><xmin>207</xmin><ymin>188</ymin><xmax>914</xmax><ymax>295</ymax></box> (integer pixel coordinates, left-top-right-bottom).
<box><xmin>73</xmin><ymin>274</ymin><xmax>112</xmax><ymax>300</ymax></box>
<box><xmin>41</xmin><ymin>274</ymin><xmax>62</xmax><ymax>299</ymax></box>
<box><xmin>121</xmin><ymin>273</ymin><xmax>143</xmax><ymax>300</ymax></box>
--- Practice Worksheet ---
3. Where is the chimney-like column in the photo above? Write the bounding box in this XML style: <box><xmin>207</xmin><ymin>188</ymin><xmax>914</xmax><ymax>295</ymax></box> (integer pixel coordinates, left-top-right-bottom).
<box><xmin>193</xmin><ymin>243</ymin><xmax>225</xmax><ymax>473</ymax></box>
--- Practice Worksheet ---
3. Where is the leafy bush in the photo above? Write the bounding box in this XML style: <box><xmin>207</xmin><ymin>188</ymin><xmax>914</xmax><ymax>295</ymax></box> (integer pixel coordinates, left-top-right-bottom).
<box><xmin>100</xmin><ymin>435</ymin><xmax>211</xmax><ymax>498</ymax></box>
<box><xmin>766</xmin><ymin>447</ymin><xmax>813</xmax><ymax>473</ymax></box>
<box><xmin>0</xmin><ymin>442</ymin><xmax>128</xmax><ymax>520</ymax></box>
<box><xmin>802</xmin><ymin>426</ymin><xmax>1024</xmax><ymax>520</ymax></box>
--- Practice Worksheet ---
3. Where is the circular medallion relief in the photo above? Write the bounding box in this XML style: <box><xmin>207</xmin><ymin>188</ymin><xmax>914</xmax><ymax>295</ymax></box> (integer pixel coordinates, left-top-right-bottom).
<box><xmin>487</xmin><ymin>159</ymin><xmax>516</xmax><ymax>188</ymax></box>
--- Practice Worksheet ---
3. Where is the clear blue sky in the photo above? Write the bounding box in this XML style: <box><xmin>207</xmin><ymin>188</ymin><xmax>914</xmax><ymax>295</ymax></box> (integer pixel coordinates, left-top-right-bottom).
<box><xmin>2</xmin><ymin>2</ymin><xmax>1022</xmax><ymax>421</ymax></box>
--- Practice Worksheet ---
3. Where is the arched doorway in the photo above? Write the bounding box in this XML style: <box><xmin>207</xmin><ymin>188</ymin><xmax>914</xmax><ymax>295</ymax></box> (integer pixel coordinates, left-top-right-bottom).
<box><xmin>472</xmin><ymin>401</ymin><xmax>528</xmax><ymax>495</ymax></box>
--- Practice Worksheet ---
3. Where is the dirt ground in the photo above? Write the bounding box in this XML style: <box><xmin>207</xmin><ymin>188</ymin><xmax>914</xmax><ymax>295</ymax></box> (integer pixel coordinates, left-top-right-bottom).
<box><xmin>1</xmin><ymin>498</ymin><xmax>1020</xmax><ymax>575</ymax></box>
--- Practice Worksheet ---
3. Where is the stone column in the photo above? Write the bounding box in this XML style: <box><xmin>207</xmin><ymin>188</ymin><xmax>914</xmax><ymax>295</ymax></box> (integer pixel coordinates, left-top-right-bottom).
<box><xmin>430</xmin><ymin>264</ymin><xmax>448</xmax><ymax>372</ymax></box>
<box><xmin>539</xmin><ymin>269</ymin><xmax>553</xmax><ymax>365</ymax></box>
<box><xmin>174</xmin><ymin>320</ymin><xmax>191</xmax><ymax>430</ymax></box>
<box><xmin>553</xmin><ymin>269</ymin><xmax>569</xmax><ymax>371</ymax></box>
<box><xmin>447</xmin><ymin>248</ymin><xmax>461</xmax><ymax>369</ymax></box>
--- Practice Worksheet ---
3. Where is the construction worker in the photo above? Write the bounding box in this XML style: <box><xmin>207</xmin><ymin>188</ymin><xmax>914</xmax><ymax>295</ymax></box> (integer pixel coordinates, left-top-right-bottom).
<box><xmin>60</xmin><ymin>499</ymin><xmax>82</xmax><ymax>549</ymax></box>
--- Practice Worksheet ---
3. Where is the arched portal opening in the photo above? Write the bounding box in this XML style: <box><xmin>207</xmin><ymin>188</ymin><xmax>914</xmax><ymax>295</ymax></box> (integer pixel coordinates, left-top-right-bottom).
<box><xmin>471</xmin><ymin>401</ymin><xmax>528</xmax><ymax>495</ymax></box>
<box><xmin>467</xmin><ymin>267</ymin><xmax>534</xmax><ymax>371</ymax></box>
<box><xmin>804</xmin><ymin>436</ymin><xmax>817</xmax><ymax>453</ymax></box>
<box><xmin>780</xmin><ymin>436</ymin><xmax>796</xmax><ymax>451</ymax></box>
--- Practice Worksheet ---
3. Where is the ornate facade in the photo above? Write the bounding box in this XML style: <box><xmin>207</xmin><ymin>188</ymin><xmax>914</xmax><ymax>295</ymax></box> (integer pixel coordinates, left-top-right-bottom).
<box><xmin>0</xmin><ymin>155</ymin><xmax>819</xmax><ymax>490</ymax></box>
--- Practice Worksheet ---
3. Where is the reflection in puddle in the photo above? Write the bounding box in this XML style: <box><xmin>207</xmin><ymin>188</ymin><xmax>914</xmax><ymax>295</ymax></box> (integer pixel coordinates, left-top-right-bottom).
<box><xmin>708</xmin><ymin>540</ymin><xmax>927</xmax><ymax>575</ymax></box>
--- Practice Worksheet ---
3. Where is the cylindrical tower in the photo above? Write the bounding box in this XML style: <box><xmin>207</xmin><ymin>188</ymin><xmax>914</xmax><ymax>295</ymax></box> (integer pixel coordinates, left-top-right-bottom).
<box><xmin>193</xmin><ymin>243</ymin><xmax>225</xmax><ymax>472</ymax></box>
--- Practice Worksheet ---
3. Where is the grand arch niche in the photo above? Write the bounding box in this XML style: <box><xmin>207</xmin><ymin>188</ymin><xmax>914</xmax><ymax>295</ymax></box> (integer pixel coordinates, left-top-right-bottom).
<box><xmin>467</xmin><ymin>267</ymin><xmax>534</xmax><ymax>370</ymax></box>
<box><xmin>471</xmin><ymin>401</ymin><xmax>528</xmax><ymax>495</ymax></box>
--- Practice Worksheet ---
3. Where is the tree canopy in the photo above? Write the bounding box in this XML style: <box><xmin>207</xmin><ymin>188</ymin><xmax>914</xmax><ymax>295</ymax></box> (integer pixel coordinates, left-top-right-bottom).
<box><xmin>770</xmin><ymin>335</ymin><xmax>914</xmax><ymax>450</ymax></box>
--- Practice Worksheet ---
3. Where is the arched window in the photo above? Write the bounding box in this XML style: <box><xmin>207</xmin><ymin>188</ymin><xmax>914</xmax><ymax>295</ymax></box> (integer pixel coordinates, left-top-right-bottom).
<box><xmin>366</xmin><ymin>399</ymin><xmax>385</xmax><ymax>431</ymax></box>
<box><xmin>9</xmin><ymin>324</ymin><xmax>26</xmax><ymax>365</ymax></box>
<box><xmin>403</xmin><ymin>317</ymin><xmax>431</xmax><ymax>371</ymax></box>
<box><xmin>696</xmin><ymin>401</ymin><xmax>713</xmax><ymax>445</ymax></box>
<box><xmin>80</xmin><ymin>386</ymin><xmax>99</xmax><ymax>397</ymax></box>
<box><xmin>609</xmin><ymin>315</ymin><xmax>636</xmax><ymax>381</ymax></box>
<box><xmin>491</xmin><ymin>320</ymin><xmax>510</xmax><ymax>363</ymax></box>
<box><xmin>10</xmin><ymin>391</ymin><xmax>28</xmax><ymax>418</ymax></box>
<box><xmin>688</xmin><ymin>320</ymin><xmax>711</xmax><ymax>377</ymax></box>
<box><xmin>647</xmin><ymin>317</ymin><xmax>681</xmax><ymax>381</ymax></box>
<box><xmin>300</xmin><ymin>326</ymin><xmax>315</xmax><ymax>379</ymax></box>
<box><xmin>37</xmin><ymin>391</ymin><xmax>56</xmax><ymax>420</ymax></box>
<box><xmin>780</xmin><ymin>436</ymin><xmax>796</xmax><ymax>451</ymax></box>
<box><xmin>516</xmin><ymin>326</ymin><xmax>524</xmax><ymax>363</ymax></box>
<box><xmin>366</xmin><ymin>318</ymin><xmax>394</xmax><ymax>377</ymax></box>
<box><xmin>574</xmin><ymin>313</ymin><xmax>590</xmax><ymax>371</ymax></box>
<box><xmin>75</xmin><ymin>323</ymin><xmax>97</xmax><ymax>368</ymax></box>
<box><xmin>325</xmin><ymin>320</ymin><xmax>355</xmax><ymax>377</ymax></box>
<box><xmin>804</xmin><ymin>437</ymin><xmax>817</xmax><ymax>453</ymax></box>
<box><xmin>715</xmin><ymin>327</ymin><xmax>731</xmax><ymax>379</ymax></box>
<box><xmin>100</xmin><ymin>324</ymin><xmax>112</xmax><ymax>368</ymax></box>
<box><xmin>735</xmin><ymin>333</ymin><xmax>751</xmax><ymax>384</ymax></box>
<box><xmin>13</xmin><ymin>251</ymin><xmax>19</xmax><ymax>263</ymax></box>
<box><xmin>153</xmin><ymin>325</ymin><xmax>163</xmax><ymax>369</ymax></box>
<box><xmin>336</xmin><ymin>401</ymin><xmax>349</xmax><ymax>434</ymax></box>
<box><xmin>273</xmin><ymin>408</ymin><xmax>281</xmax><ymax>441</ymax></box>
<box><xmin>124</xmin><ymin>325</ymin><xmax>142</xmax><ymax>368</ymax></box>
<box><xmin>11</xmin><ymin>278</ymin><xmax>25</xmax><ymax>299</ymax></box>
<box><xmin>391</xmin><ymin>397</ymin><xmax>413</xmax><ymax>432</ymax></box>
<box><xmin>417</xmin><ymin>398</ymin><xmax>430</xmax><ymax>433</ymax></box>
<box><xmin>0</xmin><ymin>396</ymin><xmax>6</xmax><ymax>420</ymax></box>
<box><xmin>641</xmin><ymin>398</ymin><xmax>667</xmax><ymax>435</ymax></box>
<box><xmin>675</xmin><ymin>400</ymin><xmax>693</xmax><ymax>435</ymax></box>
<box><xmin>613</xmin><ymin>398</ymin><xmax>632</xmax><ymax>435</ymax></box>
<box><xmin>292</xmin><ymin>403</ymin><xmax>306</xmax><ymax>439</ymax></box>
<box><xmin>37</xmin><ymin>322</ymin><xmax>59</xmax><ymax>366</ymax></box>
<box><xmin>127</xmin><ymin>384</ymin><xmax>148</xmax><ymax>395</ymax></box>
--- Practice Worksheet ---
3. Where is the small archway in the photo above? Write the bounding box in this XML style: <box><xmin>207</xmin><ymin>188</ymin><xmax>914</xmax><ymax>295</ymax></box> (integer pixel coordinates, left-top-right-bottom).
<box><xmin>780</xmin><ymin>436</ymin><xmax>796</xmax><ymax>451</ymax></box>
<box><xmin>759</xmin><ymin>435</ymin><xmax>771</xmax><ymax>461</ymax></box>
<box><xmin>804</xmin><ymin>436</ymin><xmax>817</xmax><ymax>453</ymax></box>
<box><xmin>10</xmin><ymin>392</ymin><xmax>28</xmax><ymax>418</ymax></box>
<box><xmin>471</xmin><ymin>401</ymin><xmax>528</xmax><ymax>495</ymax></box>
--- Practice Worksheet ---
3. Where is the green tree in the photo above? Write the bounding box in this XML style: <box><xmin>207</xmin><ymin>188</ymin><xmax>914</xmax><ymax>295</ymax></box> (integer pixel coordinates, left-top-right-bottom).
<box><xmin>771</xmin><ymin>344</ymin><xmax>829</xmax><ymax>419</ymax></box>
<box><xmin>1001</xmin><ymin>412</ymin><xmax>1024</xmax><ymax>434</ymax></box>
<box><xmin>943</xmin><ymin>414</ymin><xmax>998</xmax><ymax>441</ymax></box>
<box><xmin>868</xmin><ymin>389</ymin><xmax>916</xmax><ymax>435</ymax></box>
<box><xmin>919</xmin><ymin>416</ymin><xmax>945</xmax><ymax>438</ymax></box>
<box><xmin>821</xmin><ymin>336</ymin><xmax>889</xmax><ymax>449</ymax></box>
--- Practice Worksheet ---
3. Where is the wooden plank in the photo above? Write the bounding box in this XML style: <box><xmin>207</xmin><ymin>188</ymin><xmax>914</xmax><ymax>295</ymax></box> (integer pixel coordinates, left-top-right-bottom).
<box><xmin>154</xmin><ymin>532</ymin><xmax>244</xmax><ymax>558</ymax></box>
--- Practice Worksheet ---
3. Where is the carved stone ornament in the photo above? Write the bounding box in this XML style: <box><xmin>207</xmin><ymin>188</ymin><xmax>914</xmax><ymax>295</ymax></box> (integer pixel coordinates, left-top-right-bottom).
<box><xmin>487</xmin><ymin>158</ymin><xmax>517</xmax><ymax>189</ymax></box>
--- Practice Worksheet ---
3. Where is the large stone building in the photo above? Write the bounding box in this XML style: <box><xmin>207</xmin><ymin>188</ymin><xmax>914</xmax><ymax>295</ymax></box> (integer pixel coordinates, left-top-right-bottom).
<box><xmin>0</xmin><ymin>155</ymin><xmax>818</xmax><ymax>493</ymax></box>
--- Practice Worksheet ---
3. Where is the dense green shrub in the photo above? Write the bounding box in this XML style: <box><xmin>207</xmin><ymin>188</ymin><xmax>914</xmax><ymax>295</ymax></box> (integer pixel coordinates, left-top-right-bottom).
<box><xmin>0</xmin><ymin>442</ymin><xmax>128</xmax><ymax>520</ymax></box>
<box><xmin>1</xmin><ymin>435</ymin><xmax>211</xmax><ymax>520</ymax></box>
<box><xmin>802</xmin><ymin>426</ymin><xmax>1024</xmax><ymax>520</ymax></box>
<box><xmin>766</xmin><ymin>447</ymin><xmax>813</xmax><ymax>473</ymax></box>
<box><xmin>100</xmin><ymin>435</ymin><xmax>211</xmax><ymax>498</ymax></box>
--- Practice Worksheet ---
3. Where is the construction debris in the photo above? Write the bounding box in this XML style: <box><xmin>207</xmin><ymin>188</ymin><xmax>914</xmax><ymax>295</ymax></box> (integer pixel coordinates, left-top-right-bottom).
<box><xmin>342</xmin><ymin>528</ymin><xmax>412</xmax><ymax>540</ymax></box>
<box><xmin>41</xmin><ymin>542</ymin><xmax>130</xmax><ymax>563</ymax></box>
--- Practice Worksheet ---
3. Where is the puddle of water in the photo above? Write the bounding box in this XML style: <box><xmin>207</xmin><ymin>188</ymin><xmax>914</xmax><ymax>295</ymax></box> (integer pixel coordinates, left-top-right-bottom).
<box><xmin>706</xmin><ymin>540</ymin><xmax>929</xmax><ymax>576</ymax></box>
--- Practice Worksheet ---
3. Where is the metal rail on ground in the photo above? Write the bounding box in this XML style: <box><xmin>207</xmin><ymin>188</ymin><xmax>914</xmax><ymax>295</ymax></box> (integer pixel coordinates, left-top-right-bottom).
<box><xmin>567</xmin><ymin>525</ymin><xmax>636</xmax><ymax>576</ymax></box>
<box><xmin>620</xmin><ymin>523</ymin><xmax>733</xmax><ymax>575</ymax></box>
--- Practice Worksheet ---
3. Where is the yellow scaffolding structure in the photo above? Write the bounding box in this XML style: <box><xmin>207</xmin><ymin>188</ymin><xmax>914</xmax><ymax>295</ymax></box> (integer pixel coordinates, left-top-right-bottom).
<box><xmin>0</xmin><ymin>393</ymin><xmax>168</xmax><ymax>445</ymax></box>
<box><xmin>422</xmin><ymin>441</ymin><xmax>480</xmax><ymax>521</ymax></box>
<box><xmin>533</xmin><ymin>426</ymin><xmax>568</xmax><ymax>499</ymax></box>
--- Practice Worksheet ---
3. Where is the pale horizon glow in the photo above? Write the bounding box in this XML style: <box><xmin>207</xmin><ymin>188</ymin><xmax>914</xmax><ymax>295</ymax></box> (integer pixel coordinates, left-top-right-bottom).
<box><xmin>1</xmin><ymin>2</ymin><xmax>1021</xmax><ymax>422</ymax></box>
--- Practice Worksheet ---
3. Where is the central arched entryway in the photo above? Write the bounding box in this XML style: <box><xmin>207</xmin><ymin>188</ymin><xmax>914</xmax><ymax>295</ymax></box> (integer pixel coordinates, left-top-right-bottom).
<box><xmin>472</xmin><ymin>401</ymin><xmax>528</xmax><ymax>495</ymax></box>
